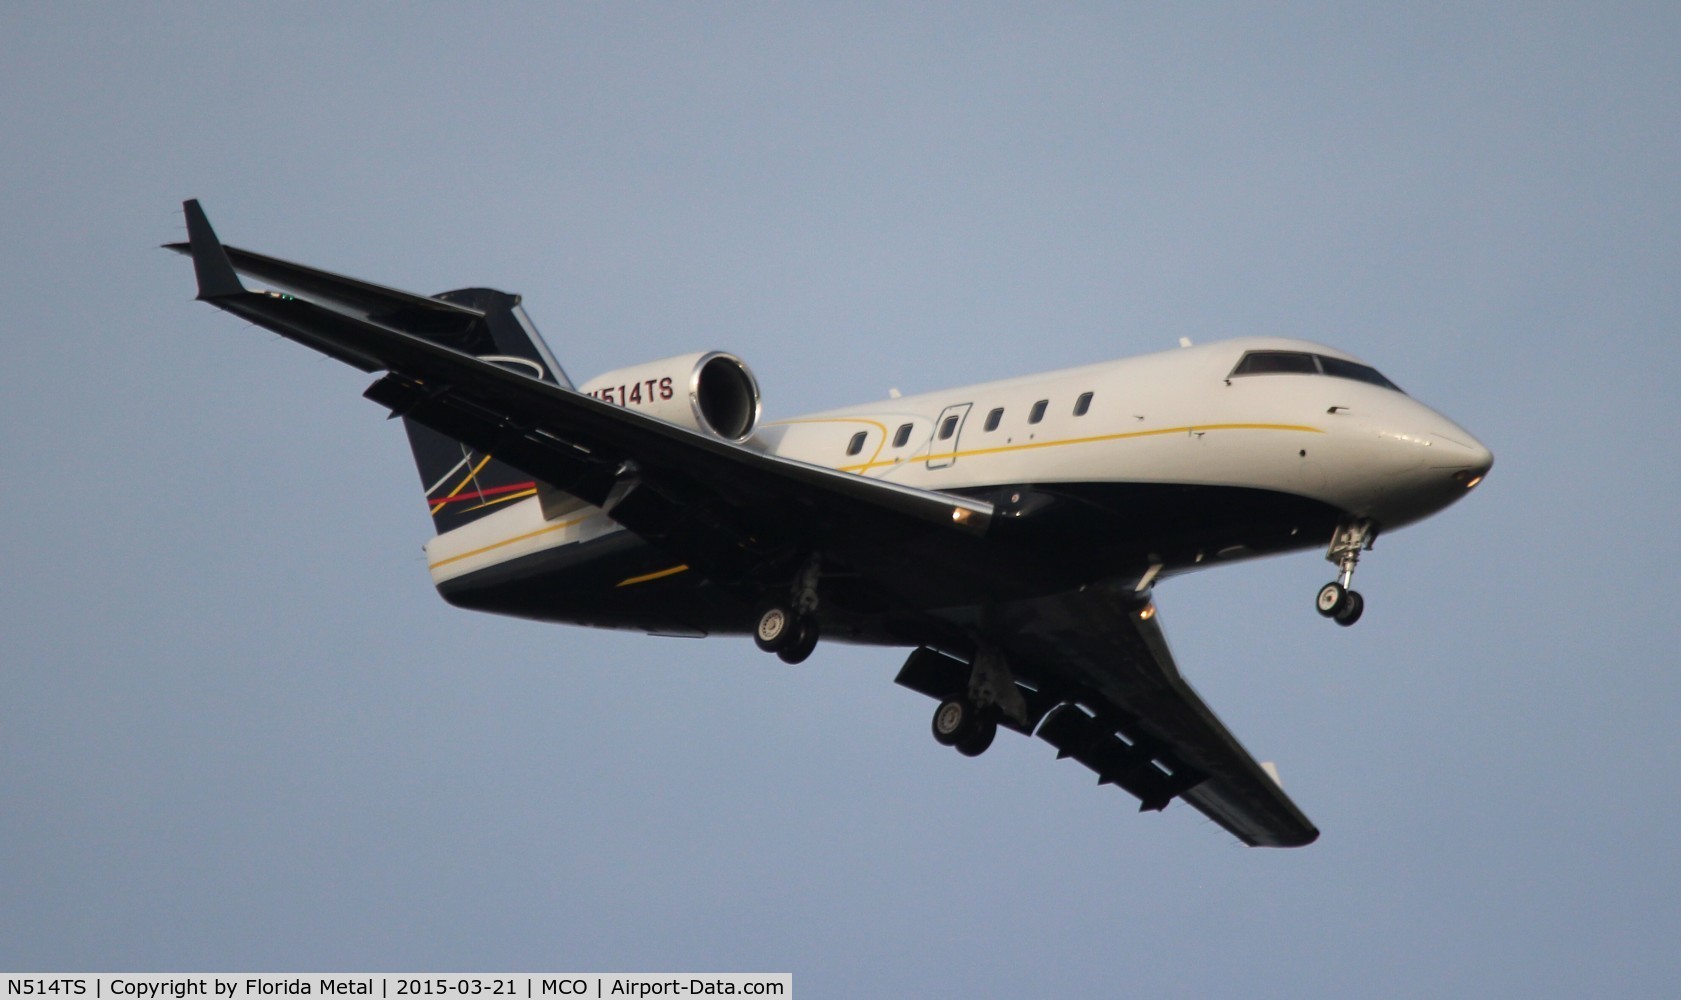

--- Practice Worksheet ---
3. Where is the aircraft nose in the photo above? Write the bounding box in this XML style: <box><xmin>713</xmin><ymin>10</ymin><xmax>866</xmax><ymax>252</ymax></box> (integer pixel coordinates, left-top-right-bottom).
<box><xmin>1438</xmin><ymin>432</ymin><xmax>1493</xmax><ymax>492</ymax></box>
<box><xmin>1342</xmin><ymin>403</ymin><xmax>1492</xmax><ymax>529</ymax></box>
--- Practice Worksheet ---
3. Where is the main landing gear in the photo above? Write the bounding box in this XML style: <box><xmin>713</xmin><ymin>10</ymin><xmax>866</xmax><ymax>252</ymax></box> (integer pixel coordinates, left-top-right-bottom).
<box><xmin>1316</xmin><ymin>519</ymin><xmax>1375</xmax><ymax>627</ymax></box>
<box><xmin>753</xmin><ymin>601</ymin><xmax>819</xmax><ymax>663</ymax></box>
<box><xmin>927</xmin><ymin>645</ymin><xmax>1024</xmax><ymax>758</ymax></box>
<box><xmin>752</xmin><ymin>555</ymin><xmax>821</xmax><ymax>664</ymax></box>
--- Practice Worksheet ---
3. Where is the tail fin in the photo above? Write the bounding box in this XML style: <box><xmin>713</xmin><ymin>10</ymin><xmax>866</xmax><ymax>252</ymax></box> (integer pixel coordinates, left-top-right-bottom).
<box><xmin>401</xmin><ymin>287</ymin><xmax>570</xmax><ymax>533</ymax></box>
<box><xmin>169</xmin><ymin>202</ymin><xmax>571</xmax><ymax>534</ymax></box>
<box><xmin>425</xmin><ymin>287</ymin><xmax>572</xmax><ymax>390</ymax></box>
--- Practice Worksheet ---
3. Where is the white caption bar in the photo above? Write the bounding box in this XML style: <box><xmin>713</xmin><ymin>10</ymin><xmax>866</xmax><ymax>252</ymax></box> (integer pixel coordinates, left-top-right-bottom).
<box><xmin>1</xmin><ymin>977</ymin><xmax>790</xmax><ymax>1000</ymax></box>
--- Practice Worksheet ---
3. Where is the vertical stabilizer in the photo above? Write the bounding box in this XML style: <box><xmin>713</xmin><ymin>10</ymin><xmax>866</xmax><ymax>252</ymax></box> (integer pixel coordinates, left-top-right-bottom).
<box><xmin>400</xmin><ymin>287</ymin><xmax>570</xmax><ymax>532</ymax></box>
<box><xmin>405</xmin><ymin>426</ymin><xmax>543</xmax><ymax>533</ymax></box>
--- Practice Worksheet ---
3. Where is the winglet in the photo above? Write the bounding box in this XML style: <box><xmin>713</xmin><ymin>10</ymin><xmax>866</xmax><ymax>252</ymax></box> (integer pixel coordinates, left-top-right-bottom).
<box><xmin>182</xmin><ymin>199</ymin><xmax>245</xmax><ymax>299</ymax></box>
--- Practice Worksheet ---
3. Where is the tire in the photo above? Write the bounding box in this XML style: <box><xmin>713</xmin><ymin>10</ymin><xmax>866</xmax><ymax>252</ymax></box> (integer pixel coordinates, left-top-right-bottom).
<box><xmin>776</xmin><ymin>618</ymin><xmax>820</xmax><ymax>664</ymax></box>
<box><xmin>1316</xmin><ymin>582</ymin><xmax>1345</xmax><ymax>618</ymax></box>
<box><xmin>956</xmin><ymin>713</ymin><xmax>997</xmax><ymax>757</ymax></box>
<box><xmin>753</xmin><ymin>603</ymin><xmax>793</xmax><ymax>652</ymax></box>
<box><xmin>1334</xmin><ymin>589</ymin><xmax>1365</xmax><ymax>627</ymax></box>
<box><xmin>932</xmin><ymin>699</ymin><xmax>970</xmax><ymax>746</ymax></box>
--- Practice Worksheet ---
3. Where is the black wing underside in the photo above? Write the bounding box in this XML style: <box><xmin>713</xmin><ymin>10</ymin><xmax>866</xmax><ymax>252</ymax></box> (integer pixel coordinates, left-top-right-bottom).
<box><xmin>895</xmin><ymin>581</ymin><xmax>1318</xmax><ymax>847</ymax></box>
<box><xmin>1008</xmin><ymin>585</ymin><xmax>1318</xmax><ymax>846</ymax></box>
<box><xmin>170</xmin><ymin>199</ymin><xmax>1317</xmax><ymax>847</ymax></box>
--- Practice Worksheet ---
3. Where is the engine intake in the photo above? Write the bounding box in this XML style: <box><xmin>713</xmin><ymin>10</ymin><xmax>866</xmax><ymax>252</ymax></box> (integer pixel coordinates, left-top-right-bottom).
<box><xmin>579</xmin><ymin>351</ymin><xmax>761</xmax><ymax>442</ymax></box>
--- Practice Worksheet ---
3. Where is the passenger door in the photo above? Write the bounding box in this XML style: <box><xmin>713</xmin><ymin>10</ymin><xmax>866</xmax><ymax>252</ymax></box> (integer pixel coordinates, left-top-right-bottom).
<box><xmin>925</xmin><ymin>402</ymin><xmax>972</xmax><ymax>470</ymax></box>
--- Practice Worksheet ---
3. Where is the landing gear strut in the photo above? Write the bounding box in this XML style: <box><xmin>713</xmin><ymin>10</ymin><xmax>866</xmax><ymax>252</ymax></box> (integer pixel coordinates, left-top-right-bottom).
<box><xmin>1316</xmin><ymin>519</ymin><xmax>1375</xmax><ymax>626</ymax></box>
<box><xmin>925</xmin><ymin>643</ymin><xmax>1023</xmax><ymax>758</ymax></box>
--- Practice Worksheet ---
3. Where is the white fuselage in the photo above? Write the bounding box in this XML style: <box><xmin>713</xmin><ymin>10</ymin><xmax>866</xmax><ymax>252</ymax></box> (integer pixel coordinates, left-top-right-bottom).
<box><xmin>423</xmin><ymin>337</ymin><xmax>1491</xmax><ymax>592</ymax></box>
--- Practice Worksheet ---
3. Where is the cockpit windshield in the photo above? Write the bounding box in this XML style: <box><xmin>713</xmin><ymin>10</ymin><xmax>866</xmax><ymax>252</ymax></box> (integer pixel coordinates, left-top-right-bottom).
<box><xmin>1229</xmin><ymin>350</ymin><xmax>1403</xmax><ymax>392</ymax></box>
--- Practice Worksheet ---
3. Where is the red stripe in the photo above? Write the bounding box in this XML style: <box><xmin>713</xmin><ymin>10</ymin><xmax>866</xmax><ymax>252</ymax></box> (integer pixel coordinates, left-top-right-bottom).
<box><xmin>428</xmin><ymin>482</ymin><xmax>537</xmax><ymax>505</ymax></box>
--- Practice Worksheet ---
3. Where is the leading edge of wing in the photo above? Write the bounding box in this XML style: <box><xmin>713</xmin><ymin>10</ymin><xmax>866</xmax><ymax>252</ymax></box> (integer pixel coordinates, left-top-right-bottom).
<box><xmin>1131</xmin><ymin>606</ymin><xmax>1320</xmax><ymax>847</ymax></box>
<box><xmin>386</xmin><ymin>337</ymin><xmax>997</xmax><ymax>535</ymax></box>
<box><xmin>172</xmin><ymin>200</ymin><xmax>994</xmax><ymax>536</ymax></box>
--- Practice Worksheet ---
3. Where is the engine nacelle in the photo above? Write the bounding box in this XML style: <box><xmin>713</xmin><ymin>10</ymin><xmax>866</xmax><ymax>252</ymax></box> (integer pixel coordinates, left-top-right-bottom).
<box><xmin>578</xmin><ymin>351</ymin><xmax>762</xmax><ymax>443</ymax></box>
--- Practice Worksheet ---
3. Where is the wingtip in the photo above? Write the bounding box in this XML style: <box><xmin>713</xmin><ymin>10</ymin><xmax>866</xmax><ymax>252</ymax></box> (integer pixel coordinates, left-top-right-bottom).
<box><xmin>181</xmin><ymin>198</ymin><xmax>245</xmax><ymax>299</ymax></box>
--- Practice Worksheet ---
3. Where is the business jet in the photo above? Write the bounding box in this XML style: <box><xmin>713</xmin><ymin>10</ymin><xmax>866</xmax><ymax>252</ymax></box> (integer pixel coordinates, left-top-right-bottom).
<box><xmin>169</xmin><ymin>200</ymin><xmax>1491</xmax><ymax>847</ymax></box>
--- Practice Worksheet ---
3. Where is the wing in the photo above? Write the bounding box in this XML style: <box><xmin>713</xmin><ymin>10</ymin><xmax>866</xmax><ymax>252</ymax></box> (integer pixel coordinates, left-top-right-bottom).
<box><xmin>1005</xmin><ymin>582</ymin><xmax>1318</xmax><ymax>847</ymax></box>
<box><xmin>899</xmin><ymin>581</ymin><xmax>1318</xmax><ymax>847</ymax></box>
<box><xmin>168</xmin><ymin>200</ymin><xmax>995</xmax><ymax>592</ymax></box>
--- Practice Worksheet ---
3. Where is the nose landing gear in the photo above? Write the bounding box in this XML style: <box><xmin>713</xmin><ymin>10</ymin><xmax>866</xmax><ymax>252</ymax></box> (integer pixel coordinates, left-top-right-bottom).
<box><xmin>1316</xmin><ymin>519</ymin><xmax>1375</xmax><ymax>627</ymax></box>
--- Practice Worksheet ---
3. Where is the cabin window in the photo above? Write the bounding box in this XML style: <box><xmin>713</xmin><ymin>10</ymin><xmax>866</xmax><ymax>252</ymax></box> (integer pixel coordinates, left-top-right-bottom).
<box><xmin>846</xmin><ymin>430</ymin><xmax>867</xmax><ymax>456</ymax></box>
<box><xmin>893</xmin><ymin>423</ymin><xmax>913</xmax><ymax>448</ymax></box>
<box><xmin>1029</xmin><ymin>399</ymin><xmax>1048</xmax><ymax>424</ymax></box>
<box><xmin>1073</xmin><ymin>391</ymin><xmax>1093</xmax><ymax>416</ymax></box>
<box><xmin>984</xmin><ymin>407</ymin><xmax>1003</xmax><ymax>432</ymax></box>
<box><xmin>938</xmin><ymin>415</ymin><xmax>959</xmax><ymax>440</ymax></box>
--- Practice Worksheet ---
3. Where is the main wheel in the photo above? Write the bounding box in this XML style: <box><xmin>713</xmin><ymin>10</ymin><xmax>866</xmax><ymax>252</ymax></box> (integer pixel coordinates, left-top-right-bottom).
<box><xmin>1316</xmin><ymin>582</ymin><xmax>1346</xmax><ymax>618</ymax></box>
<box><xmin>1334</xmin><ymin>589</ymin><xmax>1365</xmax><ymax>627</ymax></box>
<box><xmin>753</xmin><ymin>602</ymin><xmax>794</xmax><ymax>652</ymax></box>
<box><xmin>956</xmin><ymin>713</ymin><xmax>997</xmax><ymax>757</ymax></box>
<box><xmin>776</xmin><ymin>618</ymin><xmax>820</xmax><ymax>664</ymax></box>
<box><xmin>931</xmin><ymin>698</ymin><xmax>972</xmax><ymax>746</ymax></box>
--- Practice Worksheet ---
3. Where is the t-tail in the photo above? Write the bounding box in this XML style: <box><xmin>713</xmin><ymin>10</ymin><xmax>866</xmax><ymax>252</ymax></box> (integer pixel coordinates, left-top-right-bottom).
<box><xmin>168</xmin><ymin>199</ymin><xmax>572</xmax><ymax>534</ymax></box>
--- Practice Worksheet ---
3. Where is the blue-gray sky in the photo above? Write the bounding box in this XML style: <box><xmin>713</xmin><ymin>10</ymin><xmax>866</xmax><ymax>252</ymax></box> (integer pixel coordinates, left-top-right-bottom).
<box><xmin>4</xmin><ymin>4</ymin><xmax>1678</xmax><ymax>996</ymax></box>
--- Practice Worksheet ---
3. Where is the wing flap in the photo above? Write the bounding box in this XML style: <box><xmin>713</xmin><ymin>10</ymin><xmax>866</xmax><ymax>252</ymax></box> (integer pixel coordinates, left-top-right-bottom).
<box><xmin>1036</xmin><ymin>704</ymin><xmax>1203</xmax><ymax>812</ymax></box>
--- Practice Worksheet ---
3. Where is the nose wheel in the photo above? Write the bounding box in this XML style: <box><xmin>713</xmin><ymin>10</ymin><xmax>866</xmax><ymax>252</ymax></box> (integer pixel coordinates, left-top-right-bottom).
<box><xmin>1316</xmin><ymin>581</ymin><xmax>1364</xmax><ymax>626</ymax></box>
<box><xmin>1316</xmin><ymin>519</ymin><xmax>1375</xmax><ymax>627</ymax></box>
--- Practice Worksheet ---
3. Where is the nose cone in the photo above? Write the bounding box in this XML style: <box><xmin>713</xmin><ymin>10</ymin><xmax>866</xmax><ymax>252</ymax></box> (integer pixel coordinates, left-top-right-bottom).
<box><xmin>1357</xmin><ymin>405</ymin><xmax>1493</xmax><ymax>530</ymax></box>
<box><xmin>1388</xmin><ymin>425</ymin><xmax>1492</xmax><ymax>526</ymax></box>
<box><xmin>1436</xmin><ymin>430</ymin><xmax>1494</xmax><ymax>489</ymax></box>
